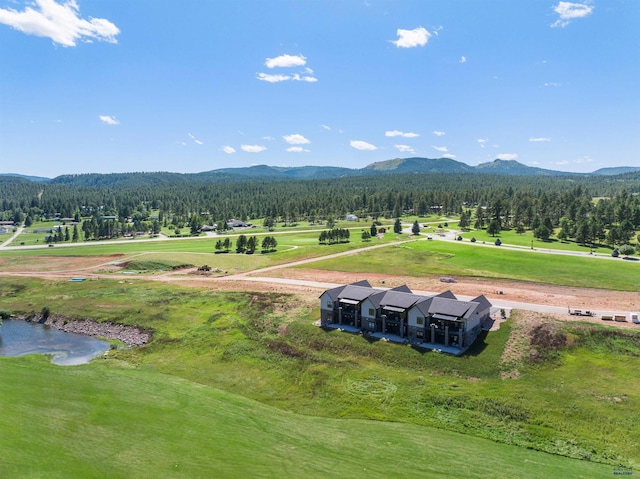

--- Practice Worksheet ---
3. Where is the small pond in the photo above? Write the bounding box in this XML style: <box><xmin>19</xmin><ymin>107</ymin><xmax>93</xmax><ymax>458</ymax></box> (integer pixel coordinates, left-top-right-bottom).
<box><xmin>0</xmin><ymin>320</ymin><xmax>109</xmax><ymax>366</ymax></box>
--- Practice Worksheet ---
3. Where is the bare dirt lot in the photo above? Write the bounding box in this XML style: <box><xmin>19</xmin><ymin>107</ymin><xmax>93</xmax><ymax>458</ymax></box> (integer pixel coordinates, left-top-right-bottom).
<box><xmin>0</xmin><ymin>256</ymin><xmax>637</xmax><ymax>329</ymax></box>
<box><xmin>259</xmin><ymin>267</ymin><xmax>640</xmax><ymax>312</ymax></box>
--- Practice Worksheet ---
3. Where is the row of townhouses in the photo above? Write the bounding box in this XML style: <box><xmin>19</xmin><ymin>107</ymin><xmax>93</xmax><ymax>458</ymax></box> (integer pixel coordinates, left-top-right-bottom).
<box><xmin>320</xmin><ymin>281</ymin><xmax>492</xmax><ymax>354</ymax></box>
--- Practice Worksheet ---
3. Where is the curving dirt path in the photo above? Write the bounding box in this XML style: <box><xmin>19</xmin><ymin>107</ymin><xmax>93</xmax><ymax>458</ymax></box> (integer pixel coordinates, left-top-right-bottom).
<box><xmin>0</xmin><ymin>234</ymin><xmax>638</xmax><ymax>328</ymax></box>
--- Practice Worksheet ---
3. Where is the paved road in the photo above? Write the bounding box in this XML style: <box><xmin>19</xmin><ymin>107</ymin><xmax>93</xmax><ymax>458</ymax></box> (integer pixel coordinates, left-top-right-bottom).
<box><xmin>1</xmin><ymin>221</ymin><xmax>636</xmax><ymax>320</ymax></box>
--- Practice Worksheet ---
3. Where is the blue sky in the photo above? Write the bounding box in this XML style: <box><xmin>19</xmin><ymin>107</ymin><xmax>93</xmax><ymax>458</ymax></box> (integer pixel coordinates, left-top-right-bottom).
<box><xmin>0</xmin><ymin>0</ymin><xmax>638</xmax><ymax>177</ymax></box>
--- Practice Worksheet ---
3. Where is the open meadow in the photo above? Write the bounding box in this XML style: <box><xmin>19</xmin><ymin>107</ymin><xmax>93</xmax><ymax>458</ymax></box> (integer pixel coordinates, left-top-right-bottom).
<box><xmin>0</xmin><ymin>266</ymin><xmax>639</xmax><ymax>477</ymax></box>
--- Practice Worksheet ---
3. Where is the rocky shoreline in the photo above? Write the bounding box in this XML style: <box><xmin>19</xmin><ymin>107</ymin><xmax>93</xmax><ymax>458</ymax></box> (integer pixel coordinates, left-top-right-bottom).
<box><xmin>18</xmin><ymin>314</ymin><xmax>150</xmax><ymax>347</ymax></box>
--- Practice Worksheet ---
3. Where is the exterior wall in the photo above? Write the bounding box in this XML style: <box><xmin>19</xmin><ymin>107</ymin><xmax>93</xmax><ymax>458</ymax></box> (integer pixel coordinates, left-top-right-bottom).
<box><xmin>360</xmin><ymin>298</ymin><xmax>378</xmax><ymax>331</ymax></box>
<box><xmin>320</xmin><ymin>285</ymin><xmax>490</xmax><ymax>352</ymax></box>
<box><xmin>319</xmin><ymin>292</ymin><xmax>336</xmax><ymax>326</ymax></box>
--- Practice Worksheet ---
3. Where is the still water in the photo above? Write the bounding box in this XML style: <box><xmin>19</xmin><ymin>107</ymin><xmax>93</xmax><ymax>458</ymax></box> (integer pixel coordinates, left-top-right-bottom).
<box><xmin>0</xmin><ymin>320</ymin><xmax>109</xmax><ymax>366</ymax></box>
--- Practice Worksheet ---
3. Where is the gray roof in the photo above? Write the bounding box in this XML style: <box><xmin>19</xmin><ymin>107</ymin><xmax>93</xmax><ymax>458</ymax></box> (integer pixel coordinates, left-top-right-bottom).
<box><xmin>366</xmin><ymin>290</ymin><xmax>387</xmax><ymax>308</ymax></box>
<box><xmin>435</xmin><ymin>290</ymin><xmax>457</xmax><ymax>300</ymax></box>
<box><xmin>338</xmin><ymin>284</ymin><xmax>381</xmax><ymax>302</ymax></box>
<box><xmin>428</xmin><ymin>297</ymin><xmax>477</xmax><ymax>318</ymax></box>
<box><xmin>470</xmin><ymin>295</ymin><xmax>492</xmax><ymax>311</ymax></box>
<box><xmin>321</xmin><ymin>280</ymin><xmax>372</xmax><ymax>301</ymax></box>
<box><xmin>379</xmin><ymin>290</ymin><xmax>423</xmax><ymax>310</ymax></box>
<box><xmin>413</xmin><ymin>296</ymin><xmax>436</xmax><ymax>316</ymax></box>
<box><xmin>322</xmin><ymin>285</ymin><xmax>346</xmax><ymax>301</ymax></box>
<box><xmin>390</xmin><ymin>284</ymin><xmax>413</xmax><ymax>294</ymax></box>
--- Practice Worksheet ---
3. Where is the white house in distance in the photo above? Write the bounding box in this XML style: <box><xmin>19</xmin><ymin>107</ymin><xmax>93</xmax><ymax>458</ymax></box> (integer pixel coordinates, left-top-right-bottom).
<box><xmin>320</xmin><ymin>281</ymin><xmax>492</xmax><ymax>355</ymax></box>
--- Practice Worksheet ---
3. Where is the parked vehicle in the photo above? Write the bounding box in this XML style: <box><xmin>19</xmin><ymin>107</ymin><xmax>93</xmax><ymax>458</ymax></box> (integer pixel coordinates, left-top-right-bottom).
<box><xmin>568</xmin><ymin>308</ymin><xmax>595</xmax><ymax>317</ymax></box>
<box><xmin>631</xmin><ymin>312</ymin><xmax>639</xmax><ymax>324</ymax></box>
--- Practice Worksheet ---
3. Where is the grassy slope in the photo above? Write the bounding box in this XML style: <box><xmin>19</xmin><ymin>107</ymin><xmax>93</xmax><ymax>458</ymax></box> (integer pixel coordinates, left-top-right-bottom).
<box><xmin>0</xmin><ymin>356</ymin><xmax>611</xmax><ymax>479</ymax></box>
<box><xmin>303</xmin><ymin>239</ymin><xmax>640</xmax><ymax>290</ymax></box>
<box><xmin>1</xmin><ymin>277</ymin><xmax>639</xmax><ymax>473</ymax></box>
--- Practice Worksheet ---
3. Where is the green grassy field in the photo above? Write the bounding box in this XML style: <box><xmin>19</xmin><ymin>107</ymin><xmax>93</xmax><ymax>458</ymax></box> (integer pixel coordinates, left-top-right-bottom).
<box><xmin>0</xmin><ymin>230</ymin><xmax>404</xmax><ymax>275</ymax></box>
<box><xmin>0</xmin><ymin>277</ymin><xmax>639</xmax><ymax>476</ymax></box>
<box><xmin>303</xmin><ymin>238</ymin><xmax>640</xmax><ymax>291</ymax></box>
<box><xmin>0</xmin><ymin>355</ymin><xmax>613</xmax><ymax>479</ymax></box>
<box><xmin>458</xmin><ymin>228</ymin><xmax>627</xmax><ymax>255</ymax></box>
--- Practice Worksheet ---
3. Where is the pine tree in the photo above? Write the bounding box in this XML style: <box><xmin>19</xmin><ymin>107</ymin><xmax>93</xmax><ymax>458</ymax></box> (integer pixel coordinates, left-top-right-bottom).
<box><xmin>411</xmin><ymin>220</ymin><xmax>420</xmax><ymax>235</ymax></box>
<box><xmin>393</xmin><ymin>218</ymin><xmax>402</xmax><ymax>234</ymax></box>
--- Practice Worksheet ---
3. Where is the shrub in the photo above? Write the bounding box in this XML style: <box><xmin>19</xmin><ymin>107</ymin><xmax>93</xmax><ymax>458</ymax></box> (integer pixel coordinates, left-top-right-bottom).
<box><xmin>457</xmin><ymin>235</ymin><xmax>463</xmax><ymax>241</ymax></box>
<box><xmin>619</xmin><ymin>244</ymin><xmax>635</xmax><ymax>256</ymax></box>
<box><xmin>0</xmin><ymin>309</ymin><xmax>11</xmax><ymax>319</ymax></box>
<box><xmin>495</xmin><ymin>238</ymin><xmax>502</xmax><ymax>246</ymax></box>
<box><xmin>611</xmin><ymin>248</ymin><xmax>619</xmax><ymax>258</ymax></box>
<box><xmin>41</xmin><ymin>306</ymin><xmax>51</xmax><ymax>320</ymax></box>
<box><xmin>470</xmin><ymin>237</ymin><xmax>476</xmax><ymax>243</ymax></box>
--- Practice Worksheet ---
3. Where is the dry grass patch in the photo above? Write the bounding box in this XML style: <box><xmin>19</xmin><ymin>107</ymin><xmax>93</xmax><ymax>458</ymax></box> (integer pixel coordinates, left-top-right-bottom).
<box><xmin>500</xmin><ymin>310</ymin><xmax>567</xmax><ymax>379</ymax></box>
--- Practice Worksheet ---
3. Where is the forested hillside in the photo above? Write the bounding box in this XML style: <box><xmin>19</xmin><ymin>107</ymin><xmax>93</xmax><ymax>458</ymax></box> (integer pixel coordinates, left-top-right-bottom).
<box><xmin>2</xmin><ymin>171</ymin><xmax>640</xmax><ymax>247</ymax></box>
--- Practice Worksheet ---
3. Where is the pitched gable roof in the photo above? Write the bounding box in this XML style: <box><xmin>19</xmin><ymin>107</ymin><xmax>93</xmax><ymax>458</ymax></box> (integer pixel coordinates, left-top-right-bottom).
<box><xmin>380</xmin><ymin>290</ymin><xmax>423</xmax><ymax>310</ymax></box>
<box><xmin>435</xmin><ymin>290</ymin><xmax>457</xmax><ymax>300</ymax></box>
<box><xmin>390</xmin><ymin>284</ymin><xmax>413</xmax><ymax>293</ymax></box>
<box><xmin>321</xmin><ymin>284</ymin><xmax>347</xmax><ymax>301</ymax></box>
<box><xmin>338</xmin><ymin>285</ymin><xmax>380</xmax><ymax>302</ymax></box>
<box><xmin>428</xmin><ymin>297</ymin><xmax>477</xmax><ymax>318</ymax></box>
<box><xmin>470</xmin><ymin>294</ymin><xmax>492</xmax><ymax>311</ymax></box>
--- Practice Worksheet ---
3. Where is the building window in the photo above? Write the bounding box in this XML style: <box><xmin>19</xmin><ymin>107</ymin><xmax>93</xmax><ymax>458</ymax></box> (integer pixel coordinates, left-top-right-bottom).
<box><xmin>327</xmin><ymin>301</ymin><xmax>333</xmax><ymax>308</ymax></box>
<box><xmin>368</xmin><ymin>308</ymin><xmax>375</xmax><ymax>316</ymax></box>
<box><xmin>416</xmin><ymin>330</ymin><xmax>424</xmax><ymax>338</ymax></box>
<box><xmin>416</xmin><ymin>316</ymin><xmax>424</xmax><ymax>325</ymax></box>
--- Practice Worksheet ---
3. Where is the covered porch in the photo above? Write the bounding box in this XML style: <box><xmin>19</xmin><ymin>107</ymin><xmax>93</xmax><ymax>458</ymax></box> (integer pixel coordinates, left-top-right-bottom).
<box><xmin>426</xmin><ymin>314</ymin><xmax>466</xmax><ymax>348</ymax></box>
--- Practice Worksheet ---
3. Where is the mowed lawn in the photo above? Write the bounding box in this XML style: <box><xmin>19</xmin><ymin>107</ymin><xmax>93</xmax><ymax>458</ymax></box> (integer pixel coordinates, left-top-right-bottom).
<box><xmin>0</xmin><ymin>230</ymin><xmax>400</xmax><ymax>274</ymax></box>
<box><xmin>1</xmin><ymin>277</ymin><xmax>639</xmax><ymax>473</ymax></box>
<box><xmin>0</xmin><ymin>355</ymin><xmax>613</xmax><ymax>479</ymax></box>
<box><xmin>302</xmin><ymin>239</ymin><xmax>640</xmax><ymax>291</ymax></box>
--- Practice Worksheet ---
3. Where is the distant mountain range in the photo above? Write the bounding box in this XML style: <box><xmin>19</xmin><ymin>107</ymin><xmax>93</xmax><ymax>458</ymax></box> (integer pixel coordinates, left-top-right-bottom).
<box><xmin>3</xmin><ymin>158</ymin><xmax>640</xmax><ymax>185</ymax></box>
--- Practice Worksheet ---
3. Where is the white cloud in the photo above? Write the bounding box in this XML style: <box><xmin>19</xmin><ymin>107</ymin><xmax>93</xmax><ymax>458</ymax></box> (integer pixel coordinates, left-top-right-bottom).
<box><xmin>188</xmin><ymin>133</ymin><xmax>203</xmax><ymax>145</ymax></box>
<box><xmin>0</xmin><ymin>0</ymin><xmax>120</xmax><ymax>47</ymax></box>
<box><xmin>432</xmin><ymin>145</ymin><xmax>448</xmax><ymax>153</ymax></box>
<box><xmin>258</xmin><ymin>54</ymin><xmax>317</xmax><ymax>83</ymax></box>
<box><xmin>283</xmin><ymin>134</ymin><xmax>310</xmax><ymax>145</ymax></box>
<box><xmin>544</xmin><ymin>82</ymin><xmax>561</xmax><ymax>87</ymax></box>
<box><xmin>394</xmin><ymin>144</ymin><xmax>415</xmax><ymax>154</ymax></box>
<box><xmin>350</xmin><ymin>140</ymin><xmax>377</xmax><ymax>151</ymax></box>
<box><xmin>554</xmin><ymin>160</ymin><xmax>569</xmax><ymax>165</ymax></box>
<box><xmin>433</xmin><ymin>130</ymin><xmax>445</xmax><ymax>137</ymax></box>
<box><xmin>390</xmin><ymin>26</ymin><xmax>431</xmax><ymax>48</ymax></box>
<box><xmin>241</xmin><ymin>144</ymin><xmax>267</xmax><ymax>153</ymax></box>
<box><xmin>262</xmin><ymin>136</ymin><xmax>275</xmax><ymax>141</ymax></box>
<box><xmin>385</xmin><ymin>130</ymin><xmax>419</xmax><ymax>138</ymax></box>
<box><xmin>320</xmin><ymin>124</ymin><xmax>331</xmax><ymax>131</ymax></box>
<box><xmin>529</xmin><ymin>137</ymin><xmax>551</xmax><ymax>142</ymax></box>
<box><xmin>574</xmin><ymin>155</ymin><xmax>593</xmax><ymax>164</ymax></box>
<box><xmin>256</xmin><ymin>73</ymin><xmax>292</xmax><ymax>83</ymax></box>
<box><xmin>286</xmin><ymin>146</ymin><xmax>309</xmax><ymax>153</ymax></box>
<box><xmin>443</xmin><ymin>153</ymin><xmax>457</xmax><ymax>159</ymax></box>
<box><xmin>256</xmin><ymin>72</ymin><xmax>317</xmax><ymax>83</ymax></box>
<box><xmin>551</xmin><ymin>2</ymin><xmax>594</xmax><ymax>28</ymax></box>
<box><xmin>98</xmin><ymin>115</ymin><xmax>119</xmax><ymax>125</ymax></box>
<box><xmin>477</xmin><ymin>138</ymin><xmax>488</xmax><ymax>148</ymax></box>
<box><xmin>265</xmin><ymin>54</ymin><xmax>306</xmax><ymax>69</ymax></box>
<box><xmin>459</xmin><ymin>56</ymin><xmax>467</xmax><ymax>63</ymax></box>
<box><xmin>222</xmin><ymin>146</ymin><xmax>236</xmax><ymax>154</ymax></box>
<box><xmin>497</xmin><ymin>153</ymin><xmax>519</xmax><ymax>160</ymax></box>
